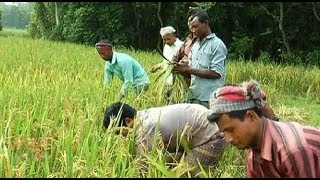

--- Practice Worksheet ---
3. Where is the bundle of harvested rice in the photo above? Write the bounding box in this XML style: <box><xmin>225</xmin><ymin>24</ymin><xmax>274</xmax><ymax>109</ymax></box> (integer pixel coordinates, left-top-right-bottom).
<box><xmin>153</xmin><ymin>62</ymin><xmax>190</xmax><ymax>105</ymax></box>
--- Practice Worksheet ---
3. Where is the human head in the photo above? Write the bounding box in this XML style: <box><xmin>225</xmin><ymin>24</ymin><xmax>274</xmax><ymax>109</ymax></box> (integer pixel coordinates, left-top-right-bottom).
<box><xmin>160</xmin><ymin>26</ymin><xmax>177</xmax><ymax>46</ymax></box>
<box><xmin>103</xmin><ymin>102</ymin><xmax>137</xmax><ymax>134</ymax></box>
<box><xmin>207</xmin><ymin>80</ymin><xmax>265</xmax><ymax>150</ymax></box>
<box><xmin>187</xmin><ymin>7</ymin><xmax>203</xmax><ymax>32</ymax></box>
<box><xmin>187</xmin><ymin>6</ymin><xmax>202</xmax><ymax>18</ymax></box>
<box><xmin>95</xmin><ymin>39</ymin><xmax>113</xmax><ymax>61</ymax></box>
<box><xmin>188</xmin><ymin>10</ymin><xmax>211</xmax><ymax>39</ymax></box>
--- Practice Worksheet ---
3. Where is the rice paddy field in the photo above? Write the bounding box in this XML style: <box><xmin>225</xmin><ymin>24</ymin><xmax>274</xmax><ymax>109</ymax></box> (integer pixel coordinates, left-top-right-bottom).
<box><xmin>0</xmin><ymin>29</ymin><xmax>319</xmax><ymax>177</ymax></box>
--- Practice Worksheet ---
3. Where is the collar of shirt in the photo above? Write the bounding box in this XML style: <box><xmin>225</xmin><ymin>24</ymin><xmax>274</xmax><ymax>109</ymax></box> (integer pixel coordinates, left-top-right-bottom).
<box><xmin>186</xmin><ymin>33</ymin><xmax>198</xmax><ymax>41</ymax></box>
<box><xmin>110</xmin><ymin>51</ymin><xmax>117</xmax><ymax>64</ymax></box>
<box><xmin>206</xmin><ymin>33</ymin><xmax>216</xmax><ymax>39</ymax></box>
<box><xmin>198</xmin><ymin>33</ymin><xmax>216</xmax><ymax>46</ymax></box>
<box><xmin>169</xmin><ymin>38</ymin><xmax>182</xmax><ymax>47</ymax></box>
<box><xmin>255</xmin><ymin>118</ymin><xmax>273</xmax><ymax>161</ymax></box>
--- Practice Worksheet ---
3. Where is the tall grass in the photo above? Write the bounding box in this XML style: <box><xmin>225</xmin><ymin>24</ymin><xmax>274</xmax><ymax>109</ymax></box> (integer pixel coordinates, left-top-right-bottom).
<box><xmin>0</xmin><ymin>28</ymin><xmax>30</xmax><ymax>38</ymax></box>
<box><xmin>227</xmin><ymin>59</ymin><xmax>320</xmax><ymax>100</ymax></box>
<box><xmin>0</xmin><ymin>31</ymin><xmax>319</xmax><ymax>177</ymax></box>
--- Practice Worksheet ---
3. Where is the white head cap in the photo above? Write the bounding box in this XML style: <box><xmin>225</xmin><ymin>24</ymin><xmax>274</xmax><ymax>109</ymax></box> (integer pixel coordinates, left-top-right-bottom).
<box><xmin>160</xmin><ymin>26</ymin><xmax>176</xmax><ymax>38</ymax></box>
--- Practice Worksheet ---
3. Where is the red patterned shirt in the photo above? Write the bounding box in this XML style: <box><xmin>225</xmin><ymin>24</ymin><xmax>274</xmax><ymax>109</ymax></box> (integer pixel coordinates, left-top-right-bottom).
<box><xmin>247</xmin><ymin>118</ymin><xmax>320</xmax><ymax>178</ymax></box>
<box><xmin>175</xmin><ymin>33</ymin><xmax>198</xmax><ymax>63</ymax></box>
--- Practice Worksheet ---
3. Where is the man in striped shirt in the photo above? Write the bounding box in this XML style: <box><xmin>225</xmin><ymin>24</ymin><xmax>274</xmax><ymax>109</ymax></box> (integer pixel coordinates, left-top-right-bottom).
<box><xmin>207</xmin><ymin>80</ymin><xmax>320</xmax><ymax>178</ymax></box>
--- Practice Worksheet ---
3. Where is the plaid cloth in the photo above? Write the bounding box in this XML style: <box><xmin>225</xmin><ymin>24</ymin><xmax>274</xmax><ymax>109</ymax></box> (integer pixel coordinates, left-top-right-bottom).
<box><xmin>185</xmin><ymin>131</ymin><xmax>226</xmax><ymax>169</ymax></box>
<box><xmin>208</xmin><ymin>80</ymin><xmax>266</xmax><ymax>118</ymax></box>
<box><xmin>95</xmin><ymin>41</ymin><xmax>112</xmax><ymax>50</ymax></box>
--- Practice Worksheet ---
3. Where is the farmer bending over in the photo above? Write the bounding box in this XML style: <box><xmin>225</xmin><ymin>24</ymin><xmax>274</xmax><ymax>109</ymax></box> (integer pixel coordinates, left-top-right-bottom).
<box><xmin>207</xmin><ymin>79</ymin><xmax>320</xmax><ymax>178</ymax></box>
<box><xmin>95</xmin><ymin>40</ymin><xmax>150</xmax><ymax>101</ymax></box>
<box><xmin>103</xmin><ymin>102</ymin><xmax>227</xmax><ymax>177</ymax></box>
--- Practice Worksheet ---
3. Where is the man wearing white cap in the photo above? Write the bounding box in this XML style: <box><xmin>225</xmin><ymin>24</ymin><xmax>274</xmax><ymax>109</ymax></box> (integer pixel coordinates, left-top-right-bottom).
<box><xmin>150</xmin><ymin>26</ymin><xmax>184</xmax><ymax>99</ymax></box>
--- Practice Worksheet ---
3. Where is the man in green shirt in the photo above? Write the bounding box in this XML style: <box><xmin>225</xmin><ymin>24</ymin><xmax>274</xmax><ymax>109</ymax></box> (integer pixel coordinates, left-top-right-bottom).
<box><xmin>95</xmin><ymin>40</ymin><xmax>150</xmax><ymax>101</ymax></box>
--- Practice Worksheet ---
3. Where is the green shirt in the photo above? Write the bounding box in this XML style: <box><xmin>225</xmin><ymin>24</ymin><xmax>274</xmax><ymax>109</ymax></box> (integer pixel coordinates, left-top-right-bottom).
<box><xmin>105</xmin><ymin>52</ymin><xmax>150</xmax><ymax>95</ymax></box>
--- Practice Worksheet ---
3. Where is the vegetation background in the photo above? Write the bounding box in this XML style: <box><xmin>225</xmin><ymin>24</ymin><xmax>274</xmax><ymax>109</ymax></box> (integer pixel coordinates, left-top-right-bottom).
<box><xmin>0</xmin><ymin>2</ymin><xmax>319</xmax><ymax>178</ymax></box>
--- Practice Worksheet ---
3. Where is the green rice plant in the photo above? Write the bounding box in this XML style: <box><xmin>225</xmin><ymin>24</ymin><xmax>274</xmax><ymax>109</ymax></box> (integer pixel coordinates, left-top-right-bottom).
<box><xmin>0</xmin><ymin>28</ymin><xmax>30</xmax><ymax>38</ymax></box>
<box><xmin>0</xmin><ymin>30</ymin><xmax>319</xmax><ymax>178</ymax></box>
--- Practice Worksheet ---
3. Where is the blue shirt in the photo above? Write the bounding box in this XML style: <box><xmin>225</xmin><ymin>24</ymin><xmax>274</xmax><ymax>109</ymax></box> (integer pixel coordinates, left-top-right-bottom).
<box><xmin>105</xmin><ymin>52</ymin><xmax>150</xmax><ymax>95</ymax></box>
<box><xmin>189</xmin><ymin>33</ymin><xmax>228</xmax><ymax>101</ymax></box>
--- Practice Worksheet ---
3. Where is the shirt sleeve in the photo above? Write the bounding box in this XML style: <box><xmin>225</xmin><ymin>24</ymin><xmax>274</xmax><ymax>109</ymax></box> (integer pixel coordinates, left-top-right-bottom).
<box><xmin>120</xmin><ymin>60</ymin><xmax>134</xmax><ymax>95</ymax></box>
<box><xmin>209</xmin><ymin>41</ymin><xmax>227</xmax><ymax>76</ymax></box>
<box><xmin>163</xmin><ymin>45</ymin><xmax>171</xmax><ymax>61</ymax></box>
<box><xmin>175</xmin><ymin>42</ymin><xmax>185</xmax><ymax>61</ymax></box>
<box><xmin>104</xmin><ymin>65</ymin><xmax>113</xmax><ymax>86</ymax></box>
<box><xmin>283</xmin><ymin>147</ymin><xmax>320</xmax><ymax>178</ymax></box>
<box><xmin>161</xmin><ymin>45</ymin><xmax>171</xmax><ymax>69</ymax></box>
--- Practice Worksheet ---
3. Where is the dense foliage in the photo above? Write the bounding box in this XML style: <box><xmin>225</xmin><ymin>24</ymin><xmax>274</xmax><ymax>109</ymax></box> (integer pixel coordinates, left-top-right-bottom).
<box><xmin>4</xmin><ymin>2</ymin><xmax>320</xmax><ymax>66</ymax></box>
<box><xmin>0</xmin><ymin>2</ymin><xmax>32</xmax><ymax>30</ymax></box>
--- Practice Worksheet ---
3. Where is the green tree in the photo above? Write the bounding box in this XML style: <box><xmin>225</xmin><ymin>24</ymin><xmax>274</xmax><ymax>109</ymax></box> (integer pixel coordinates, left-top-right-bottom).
<box><xmin>0</xmin><ymin>4</ymin><xmax>3</xmax><ymax>31</ymax></box>
<box><xmin>0</xmin><ymin>2</ymin><xmax>32</xmax><ymax>29</ymax></box>
<box><xmin>28</xmin><ymin>2</ymin><xmax>320</xmax><ymax>66</ymax></box>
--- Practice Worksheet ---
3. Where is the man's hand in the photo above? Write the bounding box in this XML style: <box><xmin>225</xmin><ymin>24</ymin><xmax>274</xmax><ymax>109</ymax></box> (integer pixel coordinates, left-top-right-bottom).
<box><xmin>172</xmin><ymin>55</ymin><xmax>179</xmax><ymax>62</ymax></box>
<box><xmin>180</xmin><ymin>59</ymin><xmax>190</xmax><ymax>65</ymax></box>
<box><xmin>173</xmin><ymin>62</ymin><xmax>191</xmax><ymax>74</ymax></box>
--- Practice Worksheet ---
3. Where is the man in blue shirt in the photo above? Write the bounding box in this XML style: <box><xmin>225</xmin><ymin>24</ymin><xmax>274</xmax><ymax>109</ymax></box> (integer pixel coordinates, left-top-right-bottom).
<box><xmin>95</xmin><ymin>40</ymin><xmax>150</xmax><ymax>101</ymax></box>
<box><xmin>173</xmin><ymin>10</ymin><xmax>228</xmax><ymax>109</ymax></box>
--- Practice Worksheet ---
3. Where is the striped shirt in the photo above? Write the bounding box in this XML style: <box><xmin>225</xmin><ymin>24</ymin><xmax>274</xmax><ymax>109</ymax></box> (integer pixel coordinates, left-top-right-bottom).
<box><xmin>247</xmin><ymin>118</ymin><xmax>320</xmax><ymax>178</ymax></box>
<box><xmin>175</xmin><ymin>33</ymin><xmax>198</xmax><ymax>63</ymax></box>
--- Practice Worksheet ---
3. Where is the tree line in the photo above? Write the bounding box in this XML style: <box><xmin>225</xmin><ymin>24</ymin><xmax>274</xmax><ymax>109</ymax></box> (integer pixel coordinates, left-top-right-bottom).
<box><xmin>0</xmin><ymin>2</ymin><xmax>32</xmax><ymax>30</ymax></box>
<box><xmin>1</xmin><ymin>2</ymin><xmax>319</xmax><ymax>66</ymax></box>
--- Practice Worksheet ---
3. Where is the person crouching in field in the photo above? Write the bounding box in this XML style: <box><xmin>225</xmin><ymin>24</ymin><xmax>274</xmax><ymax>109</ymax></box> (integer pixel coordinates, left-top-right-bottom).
<box><xmin>95</xmin><ymin>40</ymin><xmax>150</xmax><ymax>101</ymax></box>
<box><xmin>103</xmin><ymin>102</ymin><xmax>227</xmax><ymax>177</ymax></box>
<box><xmin>207</xmin><ymin>79</ymin><xmax>320</xmax><ymax>178</ymax></box>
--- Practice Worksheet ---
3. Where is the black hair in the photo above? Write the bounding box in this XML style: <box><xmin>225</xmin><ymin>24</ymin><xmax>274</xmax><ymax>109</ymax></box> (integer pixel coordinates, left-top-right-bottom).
<box><xmin>103</xmin><ymin>102</ymin><xmax>137</xmax><ymax>129</ymax></box>
<box><xmin>208</xmin><ymin>107</ymin><xmax>263</xmax><ymax>123</ymax></box>
<box><xmin>189</xmin><ymin>10</ymin><xmax>210</xmax><ymax>24</ymax></box>
<box><xmin>187</xmin><ymin>7</ymin><xmax>203</xmax><ymax>20</ymax></box>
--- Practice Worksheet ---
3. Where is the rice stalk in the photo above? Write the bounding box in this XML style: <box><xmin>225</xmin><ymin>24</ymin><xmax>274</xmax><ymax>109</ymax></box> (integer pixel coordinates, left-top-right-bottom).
<box><xmin>153</xmin><ymin>64</ymin><xmax>190</xmax><ymax>105</ymax></box>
